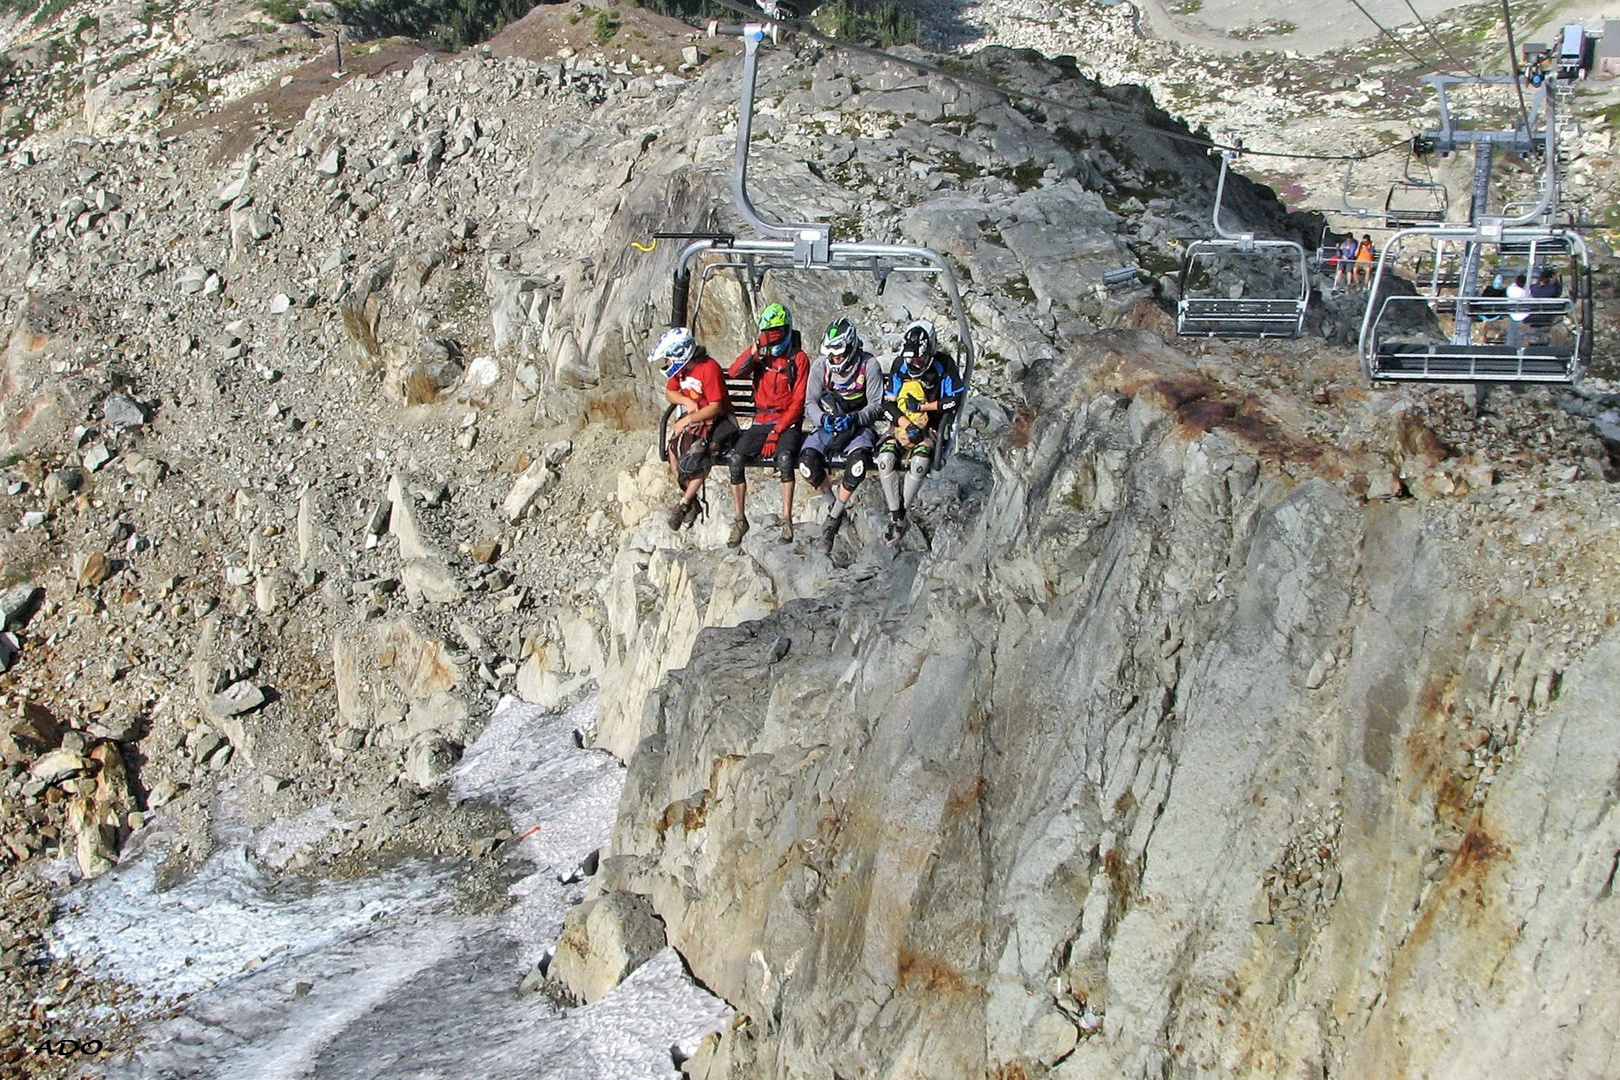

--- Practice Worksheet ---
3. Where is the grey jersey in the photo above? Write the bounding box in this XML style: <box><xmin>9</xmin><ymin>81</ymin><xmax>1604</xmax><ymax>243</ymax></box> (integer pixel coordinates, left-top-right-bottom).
<box><xmin>805</xmin><ymin>350</ymin><xmax>883</xmax><ymax>432</ymax></box>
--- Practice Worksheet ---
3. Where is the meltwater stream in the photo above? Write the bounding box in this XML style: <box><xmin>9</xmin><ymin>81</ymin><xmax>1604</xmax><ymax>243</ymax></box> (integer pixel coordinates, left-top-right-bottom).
<box><xmin>51</xmin><ymin>697</ymin><xmax>731</xmax><ymax>1079</ymax></box>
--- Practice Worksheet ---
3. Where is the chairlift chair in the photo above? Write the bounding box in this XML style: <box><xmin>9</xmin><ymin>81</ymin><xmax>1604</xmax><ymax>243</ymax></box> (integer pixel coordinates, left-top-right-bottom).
<box><xmin>1359</xmin><ymin>72</ymin><xmax>1591</xmax><ymax>384</ymax></box>
<box><xmin>1384</xmin><ymin>143</ymin><xmax>1450</xmax><ymax>228</ymax></box>
<box><xmin>656</xmin><ymin>23</ymin><xmax>974</xmax><ymax>472</ymax></box>
<box><xmin>1358</xmin><ymin>225</ymin><xmax>1591</xmax><ymax>383</ymax></box>
<box><xmin>1176</xmin><ymin>151</ymin><xmax>1309</xmax><ymax>339</ymax></box>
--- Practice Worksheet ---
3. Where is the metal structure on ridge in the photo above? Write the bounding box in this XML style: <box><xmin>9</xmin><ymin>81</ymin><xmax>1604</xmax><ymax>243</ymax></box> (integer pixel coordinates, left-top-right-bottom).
<box><xmin>658</xmin><ymin>22</ymin><xmax>974</xmax><ymax>469</ymax></box>
<box><xmin>1357</xmin><ymin>71</ymin><xmax>1592</xmax><ymax>384</ymax></box>
<box><xmin>1176</xmin><ymin>149</ymin><xmax>1310</xmax><ymax>339</ymax></box>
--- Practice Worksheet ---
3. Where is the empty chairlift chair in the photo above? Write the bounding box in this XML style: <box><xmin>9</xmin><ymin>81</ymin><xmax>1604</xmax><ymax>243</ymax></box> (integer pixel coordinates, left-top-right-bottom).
<box><xmin>1385</xmin><ymin>141</ymin><xmax>1450</xmax><ymax>228</ymax></box>
<box><xmin>1177</xmin><ymin>152</ymin><xmax>1309</xmax><ymax>339</ymax></box>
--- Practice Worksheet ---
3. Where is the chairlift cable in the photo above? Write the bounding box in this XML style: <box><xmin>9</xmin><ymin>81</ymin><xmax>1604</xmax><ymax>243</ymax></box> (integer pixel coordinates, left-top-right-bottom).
<box><xmin>701</xmin><ymin>0</ymin><xmax>1414</xmax><ymax>163</ymax></box>
<box><xmin>1399</xmin><ymin>0</ymin><xmax>1478</xmax><ymax>76</ymax></box>
<box><xmin>1343</xmin><ymin>0</ymin><xmax>1469</xmax><ymax>76</ymax></box>
<box><xmin>1499</xmin><ymin>0</ymin><xmax>1532</xmax><ymax>141</ymax></box>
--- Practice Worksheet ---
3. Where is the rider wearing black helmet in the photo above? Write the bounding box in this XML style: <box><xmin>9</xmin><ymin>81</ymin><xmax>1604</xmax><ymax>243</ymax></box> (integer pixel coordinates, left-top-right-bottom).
<box><xmin>798</xmin><ymin>317</ymin><xmax>883</xmax><ymax>553</ymax></box>
<box><xmin>875</xmin><ymin>319</ymin><xmax>963</xmax><ymax>545</ymax></box>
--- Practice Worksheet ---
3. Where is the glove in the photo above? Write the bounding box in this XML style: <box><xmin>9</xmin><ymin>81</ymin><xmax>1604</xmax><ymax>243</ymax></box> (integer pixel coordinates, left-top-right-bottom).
<box><xmin>821</xmin><ymin>412</ymin><xmax>851</xmax><ymax>434</ymax></box>
<box><xmin>898</xmin><ymin>389</ymin><xmax>926</xmax><ymax>417</ymax></box>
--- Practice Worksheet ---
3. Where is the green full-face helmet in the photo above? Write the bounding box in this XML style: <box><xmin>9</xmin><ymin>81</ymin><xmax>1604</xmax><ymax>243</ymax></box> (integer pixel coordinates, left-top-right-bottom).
<box><xmin>757</xmin><ymin>302</ymin><xmax>793</xmax><ymax>358</ymax></box>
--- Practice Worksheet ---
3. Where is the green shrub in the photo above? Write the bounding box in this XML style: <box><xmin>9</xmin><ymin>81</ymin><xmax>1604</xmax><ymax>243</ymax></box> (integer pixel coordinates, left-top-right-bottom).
<box><xmin>335</xmin><ymin>0</ymin><xmax>544</xmax><ymax>50</ymax></box>
<box><xmin>262</xmin><ymin>0</ymin><xmax>302</xmax><ymax>21</ymax></box>
<box><xmin>811</xmin><ymin>0</ymin><xmax>917</xmax><ymax>47</ymax></box>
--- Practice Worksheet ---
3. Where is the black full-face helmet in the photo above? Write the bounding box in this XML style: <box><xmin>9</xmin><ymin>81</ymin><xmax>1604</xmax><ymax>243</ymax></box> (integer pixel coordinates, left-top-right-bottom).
<box><xmin>897</xmin><ymin>320</ymin><xmax>937</xmax><ymax>378</ymax></box>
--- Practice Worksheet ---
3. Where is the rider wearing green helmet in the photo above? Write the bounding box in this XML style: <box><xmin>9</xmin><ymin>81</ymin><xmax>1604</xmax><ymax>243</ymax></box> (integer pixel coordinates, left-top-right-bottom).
<box><xmin>724</xmin><ymin>302</ymin><xmax>809</xmax><ymax>547</ymax></box>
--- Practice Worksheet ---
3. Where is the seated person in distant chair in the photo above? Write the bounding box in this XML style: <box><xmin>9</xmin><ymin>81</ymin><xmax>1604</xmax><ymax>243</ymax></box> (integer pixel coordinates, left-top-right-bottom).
<box><xmin>1505</xmin><ymin>274</ymin><xmax>1530</xmax><ymax>347</ymax></box>
<box><xmin>1478</xmin><ymin>273</ymin><xmax>1508</xmax><ymax>342</ymax></box>
<box><xmin>1354</xmin><ymin>234</ymin><xmax>1376</xmax><ymax>289</ymax></box>
<box><xmin>1525</xmin><ymin>265</ymin><xmax>1565</xmax><ymax>340</ymax></box>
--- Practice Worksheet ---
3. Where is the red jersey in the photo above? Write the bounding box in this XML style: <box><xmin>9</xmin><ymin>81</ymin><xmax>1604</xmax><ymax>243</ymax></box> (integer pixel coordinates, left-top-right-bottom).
<box><xmin>666</xmin><ymin>356</ymin><xmax>728</xmax><ymax>414</ymax></box>
<box><xmin>730</xmin><ymin>340</ymin><xmax>808</xmax><ymax>432</ymax></box>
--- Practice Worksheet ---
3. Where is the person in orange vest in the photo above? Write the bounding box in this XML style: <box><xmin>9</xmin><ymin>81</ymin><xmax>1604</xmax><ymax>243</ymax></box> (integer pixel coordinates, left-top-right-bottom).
<box><xmin>1353</xmin><ymin>234</ymin><xmax>1376</xmax><ymax>289</ymax></box>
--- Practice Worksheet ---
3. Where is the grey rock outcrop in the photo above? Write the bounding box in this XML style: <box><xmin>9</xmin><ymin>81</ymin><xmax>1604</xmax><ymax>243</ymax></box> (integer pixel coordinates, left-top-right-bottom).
<box><xmin>594</xmin><ymin>331</ymin><xmax>1620</xmax><ymax>1079</ymax></box>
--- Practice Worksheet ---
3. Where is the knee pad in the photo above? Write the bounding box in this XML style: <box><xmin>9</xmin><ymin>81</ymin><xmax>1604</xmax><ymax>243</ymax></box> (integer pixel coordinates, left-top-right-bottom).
<box><xmin>798</xmin><ymin>450</ymin><xmax>826</xmax><ymax>488</ymax></box>
<box><xmin>844</xmin><ymin>448</ymin><xmax>871</xmax><ymax>490</ymax></box>
<box><xmin>726</xmin><ymin>446</ymin><xmax>749</xmax><ymax>486</ymax></box>
<box><xmin>875</xmin><ymin>450</ymin><xmax>898</xmax><ymax>477</ymax></box>
<box><xmin>775</xmin><ymin>445</ymin><xmax>797</xmax><ymax>484</ymax></box>
<box><xmin>908</xmin><ymin>454</ymin><xmax>930</xmax><ymax>479</ymax></box>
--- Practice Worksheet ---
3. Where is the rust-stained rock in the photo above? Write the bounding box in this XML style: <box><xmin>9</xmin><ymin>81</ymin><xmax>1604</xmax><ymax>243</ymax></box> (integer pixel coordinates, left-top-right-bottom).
<box><xmin>380</xmin><ymin>619</ymin><xmax>461</xmax><ymax>700</ymax></box>
<box><xmin>74</xmin><ymin>551</ymin><xmax>113</xmax><ymax>589</ymax></box>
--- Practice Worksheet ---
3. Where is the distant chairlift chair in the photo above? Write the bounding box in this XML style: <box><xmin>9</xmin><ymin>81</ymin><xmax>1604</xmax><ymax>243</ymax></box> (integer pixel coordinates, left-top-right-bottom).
<box><xmin>1176</xmin><ymin>151</ymin><xmax>1310</xmax><ymax>339</ymax></box>
<box><xmin>1360</xmin><ymin>76</ymin><xmax>1590</xmax><ymax>384</ymax></box>
<box><xmin>1358</xmin><ymin>225</ymin><xmax>1590</xmax><ymax>382</ymax></box>
<box><xmin>1384</xmin><ymin>141</ymin><xmax>1450</xmax><ymax>228</ymax></box>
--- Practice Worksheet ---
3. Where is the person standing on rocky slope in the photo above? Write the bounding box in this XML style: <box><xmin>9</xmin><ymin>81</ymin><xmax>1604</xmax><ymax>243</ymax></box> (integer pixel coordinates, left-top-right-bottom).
<box><xmin>725</xmin><ymin>303</ymin><xmax>809</xmax><ymax>547</ymax></box>
<box><xmin>654</xmin><ymin>327</ymin><xmax>737</xmax><ymax>531</ymax></box>
<box><xmin>1332</xmin><ymin>233</ymin><xmax>1357</xmax><ymax>292</ymax></box>
<box><xmin>876</xmin><ymin>319</ymin><xmax>963</xmax><ymax>545</ymax></box>
<box><xmin>798</xmin><ymin>317</ymin><xmax>884</xmax><ymax>553</ymax></box>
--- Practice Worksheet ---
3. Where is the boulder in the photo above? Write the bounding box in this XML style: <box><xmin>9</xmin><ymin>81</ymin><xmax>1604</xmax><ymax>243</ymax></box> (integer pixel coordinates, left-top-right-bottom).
<box><xmin>316</xmin><ymin>144</ymin><xmax>344</xmax><ymax>176</ymax></box>
<box><xmin>211</xmin><ymin>680</ymin><xmax>266</xmax><ymax>717</ymax></box>
<box><xmin>31</xmin><ymin>748</ymin><xmax>92</xmax><ymax>785</ymax></box>
<box><xmin>551</xmin><ymin>891</ymin><xmax>667</xmax><ymax>1003</ymax></box>
<box><xmin>502</xmin><ymin>461</ymin><xmax>557</xmax><ymax>523</ymax></box>
<box><xmin>0</xmin><ymin>585</ymin><xmax>42</xmax><ymax>631</ymax></box>
<box><xmin>102</xmin><ymin>393</ymin><xmax>149</xmax><ymax>431</ymax></box>
<box><xmin>4</xmin><ymin>701</ymin><xmax>61</xmax><ymax>761</ymax></box>
<box><xmin>401</xmin><ymin>558</ymin><xmax>465</xmax><ymax>605</ymax></box>
<box><xmin>404</xmin><ymin>736</ymin><xmax>459</xmax><ymax>788</ymax></box>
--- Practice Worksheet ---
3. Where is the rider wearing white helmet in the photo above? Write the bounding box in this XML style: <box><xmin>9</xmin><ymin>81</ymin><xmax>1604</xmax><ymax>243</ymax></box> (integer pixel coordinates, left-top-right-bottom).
<box><xmin>652</xmin><ymin>326</ymin><xmax>738</xmax><ymax>531</ymax></box>
<box><xmin>798</xmin><ymin>317</ymin><xmax>883</xmax><ymax>553</ymax></box>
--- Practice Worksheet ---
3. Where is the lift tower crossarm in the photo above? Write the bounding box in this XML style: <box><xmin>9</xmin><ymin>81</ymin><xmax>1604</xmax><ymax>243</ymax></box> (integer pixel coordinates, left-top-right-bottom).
<box><xmin>1418</xmin><ymin>74</ymin><xmax>1559</xmax><ymax>227</ymax></box>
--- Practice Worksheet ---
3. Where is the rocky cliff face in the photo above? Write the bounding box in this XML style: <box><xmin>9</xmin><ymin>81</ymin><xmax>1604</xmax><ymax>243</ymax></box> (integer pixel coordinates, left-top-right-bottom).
<box><xmin>592</xmin><ymin>328</ymin><xmax>1620</xmax><ymax>1079</ymax></box>
<box><xmin>3</xmin><ymin>2</ymin><xmax>1619</xmax><ymax>1076</ymax></box>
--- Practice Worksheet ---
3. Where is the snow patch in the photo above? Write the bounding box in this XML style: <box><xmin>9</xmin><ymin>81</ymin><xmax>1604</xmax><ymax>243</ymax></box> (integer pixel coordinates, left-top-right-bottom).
<box><xmin>52</xmin><ymin>698</ymin><xmax>730</xmax><ymax>1078</ymax></box>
